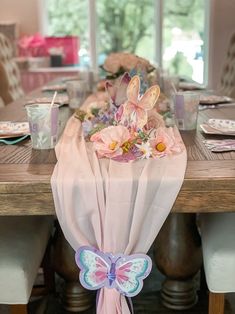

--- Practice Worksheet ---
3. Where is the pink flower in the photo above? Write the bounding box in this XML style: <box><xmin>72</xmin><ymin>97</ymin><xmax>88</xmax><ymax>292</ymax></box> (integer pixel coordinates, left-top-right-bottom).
<box><xmin>103</xmin><ymin>52</ymin><xmax>154</xmax><ymax>74</ymax></box>
<box><xmin>149</xmin><ymin>127</ymin><xmax>184</xmax><ymax>157</ymax></box>
<box><xmin>90</xmin><ymin>125</ymin><xmax>131</xmax><ymax>158</ymax></box>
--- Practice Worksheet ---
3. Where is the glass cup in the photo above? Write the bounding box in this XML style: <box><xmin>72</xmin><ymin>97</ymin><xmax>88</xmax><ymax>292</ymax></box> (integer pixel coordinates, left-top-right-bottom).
<box><xmin>160</xmin><ymin>73</ymin><xmax>179</xmax><ymax>97</ymax></box>
<box><xmin>173</xmin><ymin>92</ymin><xmax>200</xmax><ymax>130</ymax></box>
<box><xmin>78</xmin><ymin>70</ymin><xmax>99</xmax><ymax>93</ymax></box>
<box><xmin>66</xmin><ymin>80</ymin><xmax>87</xmax><ymax>109</ymax></box>
<box><xmin>25</xmin><ymin>103</ymin><xmax>60</xmax><ymax>149</ymax></box>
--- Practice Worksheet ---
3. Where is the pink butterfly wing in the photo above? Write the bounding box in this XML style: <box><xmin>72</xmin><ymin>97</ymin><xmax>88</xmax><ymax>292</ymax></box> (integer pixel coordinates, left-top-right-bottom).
<box><xmin>127</xmin><ymin>75</ymin><xmax>140</xmax><ymax>104</ymax></box>
<box><xmin>106</xmin><ymin>73</ymin><xmax>131</xmax><ymax>107</ymax></box>
<box><xmin>138</xmin><ymin>85</ymin><xmax>160</xmax><ymax>110</ymax></box>
<box><xmin>135</xmin><ymin>107</ymin><xmax>148</xmax><ymax>128</ymax></box>
<box><xmin>123</xmin><ymin>101</ymin><xmax>137</xmax><ymax>116</ymax></box>
<box><xmin>114</xmin><ymin>255</ymin><xmax>152</xmax><ymax>297</ymax></box>
<box><xmin>115</xmin><ymin>72</ymin><xmax>131</xmax><ymax>107</ymax></box>
<box><xmin>105</xmin><ymin>81</ymin><xmax>117</xmax><ymax>103</ymax></box>
<box><xmin>122</xmin><ymin>102</ymin><xmax>147</xmax><ymax>128</ymax></box>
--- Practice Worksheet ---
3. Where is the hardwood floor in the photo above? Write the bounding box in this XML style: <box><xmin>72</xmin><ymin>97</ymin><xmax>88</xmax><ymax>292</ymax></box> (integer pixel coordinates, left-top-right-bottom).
<box><xmin>0</xmin><ymin>290</ymin><xmax>234</xmax><ymax>314</ymax></box>
<box><xmin>28</xmin><ymin>290</ymin><xmax>235</xmax><ymax>314</ymax></box>
<box><xmin>0</xmin><ymin>262</ymin><xmax>234</xmax><ymax>314</ymax></box>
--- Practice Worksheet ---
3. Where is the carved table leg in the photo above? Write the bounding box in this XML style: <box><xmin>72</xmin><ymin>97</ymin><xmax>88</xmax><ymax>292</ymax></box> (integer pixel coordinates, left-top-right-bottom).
<box><xmin>53</xmin><ymin>223</ymin><xmax>94</xmax><ymax>312</ymax></box>
<box><xmin>154</xmin><ymin>213</ymin><xmax>202</xmax><ymax>310</ymax></box>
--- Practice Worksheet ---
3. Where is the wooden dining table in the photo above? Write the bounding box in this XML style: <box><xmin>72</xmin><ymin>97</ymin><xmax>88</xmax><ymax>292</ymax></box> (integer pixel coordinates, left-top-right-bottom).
<box><xmin>0</xmin><ymin>90</ymin><xmax>235</xmax><ymax>312</ymax></box>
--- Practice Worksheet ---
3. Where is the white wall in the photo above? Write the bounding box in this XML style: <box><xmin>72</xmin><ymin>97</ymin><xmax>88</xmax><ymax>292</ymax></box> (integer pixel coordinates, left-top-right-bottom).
<box><xmin>0</xmin><ymin>0</ymin><xmax>40</xmax><ymax>36</ymax></box>
<box><xmin>209</xmin><ymin>0</ymin><xmax>235</xmax><ymax>89</ymax></box>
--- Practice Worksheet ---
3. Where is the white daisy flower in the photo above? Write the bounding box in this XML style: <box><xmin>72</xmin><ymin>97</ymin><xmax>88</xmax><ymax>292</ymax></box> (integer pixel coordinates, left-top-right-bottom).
<box><xmin>135</xmin><ymin>142</ymin><xmax>152</xmax><ymax>159</ymax></box>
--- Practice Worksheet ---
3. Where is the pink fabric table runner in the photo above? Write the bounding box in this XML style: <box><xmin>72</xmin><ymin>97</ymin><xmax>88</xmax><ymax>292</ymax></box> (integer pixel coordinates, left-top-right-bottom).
<box><xmin>51</xmin><ymin>115</ymin><xmax>187</xmax><ymax>314</ymax></box>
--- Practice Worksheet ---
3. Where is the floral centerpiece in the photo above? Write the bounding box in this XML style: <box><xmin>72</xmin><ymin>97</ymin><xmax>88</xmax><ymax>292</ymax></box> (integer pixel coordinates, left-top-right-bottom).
<box><xmin>101</xmin><ymin>52</ymin><xmax>155</xmax><ymax>80</ymax></box>
<box><xmin>75</xmin><ymin>73</ymin><xmax>183</xmax><ymax>162</ymax></box>
<box><xmin>98</xmin><ymin>52</ymin><xmax>174</xmax><ymax>125</ymax></box>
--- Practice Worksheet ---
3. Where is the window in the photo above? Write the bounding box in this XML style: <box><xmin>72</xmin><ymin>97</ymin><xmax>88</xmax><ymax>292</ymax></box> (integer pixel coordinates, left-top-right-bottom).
<box><xmin>44</xmin><ymin>0</ymin><xmax>210</xmax><ymax>84</ymax></box>
<box><xmin>46</xmin><ymin>0</ymin><xmax>89</xmax><ymax>67</ymax></box>
<box><xmin>96</xmin><ymin>0</ymin><xmax>155</xmax><ymax>65</ymax></box>
<box><xmin>162</xmin><ymin>0</ymin><xmax>207</xmax><ymax>84</ymax></box>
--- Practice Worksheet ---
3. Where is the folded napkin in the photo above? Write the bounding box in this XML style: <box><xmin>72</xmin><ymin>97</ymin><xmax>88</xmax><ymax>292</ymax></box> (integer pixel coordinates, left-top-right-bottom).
<box><xmin>51</xmin><ymin>116</ymin><xmax>187</xmax><ymax>314</ymax></box>
<box><xmin>204</xmin><ymin>139</ymin><xmax>235</xmax><ymax>152</ymax></box>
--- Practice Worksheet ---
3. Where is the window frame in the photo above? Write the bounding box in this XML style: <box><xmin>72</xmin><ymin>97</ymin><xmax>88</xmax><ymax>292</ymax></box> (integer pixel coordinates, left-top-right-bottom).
<box><xmin>40</xmin><ymin>0</ymin><xmax>211</xmax><ymax>85</ymax></box>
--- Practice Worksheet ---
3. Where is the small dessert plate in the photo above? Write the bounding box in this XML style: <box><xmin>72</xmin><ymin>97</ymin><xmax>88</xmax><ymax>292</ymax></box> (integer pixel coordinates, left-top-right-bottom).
<box><xmin>0</xmin><ymin>122</ymin><xmax>30</xmax><ymax>138</ymax></box>
<box><xmin>26</xmin><ymin>95</ymin><xmax>69</xmax><ymax>107</ymax></box>
<box><xmin>41</xmin><ymin>84</ymin><xmax>67</xmax><ymax>92</ymax></box>
<box><xmin>200</xmin><ymin>119</ymin><xmax>235</xmax><ymax>136</ymax></box>
<box><xmin>199</xmin><ymin>95</ymin><xmax>233</xmax><ymax>105</ymax></box>
<box><xmin>208</xmin><ymin>119</ymin><xmax>235</xmax><ymax>132</ymax></box>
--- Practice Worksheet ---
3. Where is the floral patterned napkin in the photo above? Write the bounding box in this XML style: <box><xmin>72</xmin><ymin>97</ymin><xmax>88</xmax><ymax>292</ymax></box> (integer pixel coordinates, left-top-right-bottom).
<box><xmin>203</xmin><ymin>139</ymin><xmax>235</xmax><ymax>152</ymax></box>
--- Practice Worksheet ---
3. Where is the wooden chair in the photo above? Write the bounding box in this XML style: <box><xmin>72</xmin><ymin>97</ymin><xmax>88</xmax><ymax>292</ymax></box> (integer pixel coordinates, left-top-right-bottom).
<box><xmin>0</xmin><ymin>33</ymin><xmax>24</xmax><ymax>104</ymax></box>
<box><xmin>200</xmin><ymin>213</ymin><xmax>235</xmax><ymax>314</ymax></box>
<box><xmin>0</xmin><ymin>216</ymin><xmax>54</xmax><ymax>314</ymax></box>
<box><xmin>219</xmin><ymin>32</ymin><xmax>235</xmax><ymax>98</ymax></box>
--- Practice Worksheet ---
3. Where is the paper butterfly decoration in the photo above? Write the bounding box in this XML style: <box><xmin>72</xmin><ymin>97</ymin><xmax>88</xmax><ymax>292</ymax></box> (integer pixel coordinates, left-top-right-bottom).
<box><xmin>122</xmin><ymin>75</ymin><xmax>160</xmax><ymax>129</ymax></box>
<box><xmin>129</xmin><ymin>68</ymin><xmax>148</xmax><ymax>94</ymax></box>
<box><xmin>75</xmin><ymin>246</ymin><xmax>152</xmax><ymax>297</ymax></box>
<box><xmin>105</xmin><ymin>72</ymin><xmax>131</xmax><ymax>108</ymax></box>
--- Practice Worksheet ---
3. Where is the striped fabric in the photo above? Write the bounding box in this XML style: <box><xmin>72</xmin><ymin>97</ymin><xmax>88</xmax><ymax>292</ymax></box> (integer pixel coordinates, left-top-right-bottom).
<box><xmin>219</xmin><ymin>33</ymin><xmax>235</xmax><ymax>98</ymax></box>
<box><xmin>0</xmin><ymin>33</ymin><xmax>24</xmax><ymax>104</ymax></box>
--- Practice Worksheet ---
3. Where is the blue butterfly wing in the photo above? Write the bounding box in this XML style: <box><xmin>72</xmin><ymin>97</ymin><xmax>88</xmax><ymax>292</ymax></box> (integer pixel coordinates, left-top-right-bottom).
<box><xmin>75</xmin><ymin>246</ymin><xmax>110</xmax><ymax>290</ymax></box>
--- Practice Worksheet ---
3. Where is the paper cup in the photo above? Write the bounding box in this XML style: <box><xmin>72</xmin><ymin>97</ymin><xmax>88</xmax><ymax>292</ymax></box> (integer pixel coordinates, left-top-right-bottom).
<box><xmin>173</xmin><ymin>92</ymin><xmax>200</xmax><ymax>130</ymax></box>
<box><xmin>25</xmin><ymin>103</ymin><xmax>59</xmax><ymax>149</ymax></box>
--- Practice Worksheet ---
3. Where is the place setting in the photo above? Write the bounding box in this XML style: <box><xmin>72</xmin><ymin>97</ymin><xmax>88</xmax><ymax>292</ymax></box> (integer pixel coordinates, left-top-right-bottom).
<box><xmin>200</xmin><ymin>118</ymin><xmax>235</xmax><ymax>152</ymax></box>
<box><xmin>0</xmin><ymin>121</ymin><xmax>30</xmax><ymax>144</ymax></box>
<box><xmin>199</xmin><ymin>93</ymin><xmax>235</xmax><ymax>110</ymax></box>
<box><xmin>25</xmin><ymin>94</ymin><xmax>69</xmax><ymax>107</ymax></box>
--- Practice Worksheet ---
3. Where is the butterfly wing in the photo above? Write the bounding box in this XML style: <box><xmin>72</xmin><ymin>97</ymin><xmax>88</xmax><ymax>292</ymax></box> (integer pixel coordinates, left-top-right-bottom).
<box><xmin>122</xmin><ymin>102</ymin><xmax>147</xmax><ymax>129</ymax></box>
<box><xmin>115</xmin><ymin>254</ymin><xmax>152</xmax><ymax>297</ymax></box>
<box><xmin>115</xmin><ymin>72</ymin><xmax>131</xmax><ymax>107</ymax></box>
<box><xmin>106</xmin><ymin>73</ymin><xmax>131</xmax><ymax>107</ymax></box>
<box><xmin>127</xmin><ymin>75</ymin><xmax>140</xmax><ymax>104</ymax></box>
<box><xmin>135</xmin><ymin>107</ymin><xmax>148</xmax><ymax>129</ymax></box>
<box><xmin>138</xmin><ymin>85</ymin><xmax>160</xmax><ymax>110</ymax></box>
<box><xmin>75</xmin><ymin>246</ymin><xmax>110</xmax><ymax>290</ymax></box>
<box><xmin>105</xmin><ymin>81</ymin><xmax>117</xmax><ymax>104</ymax></box>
